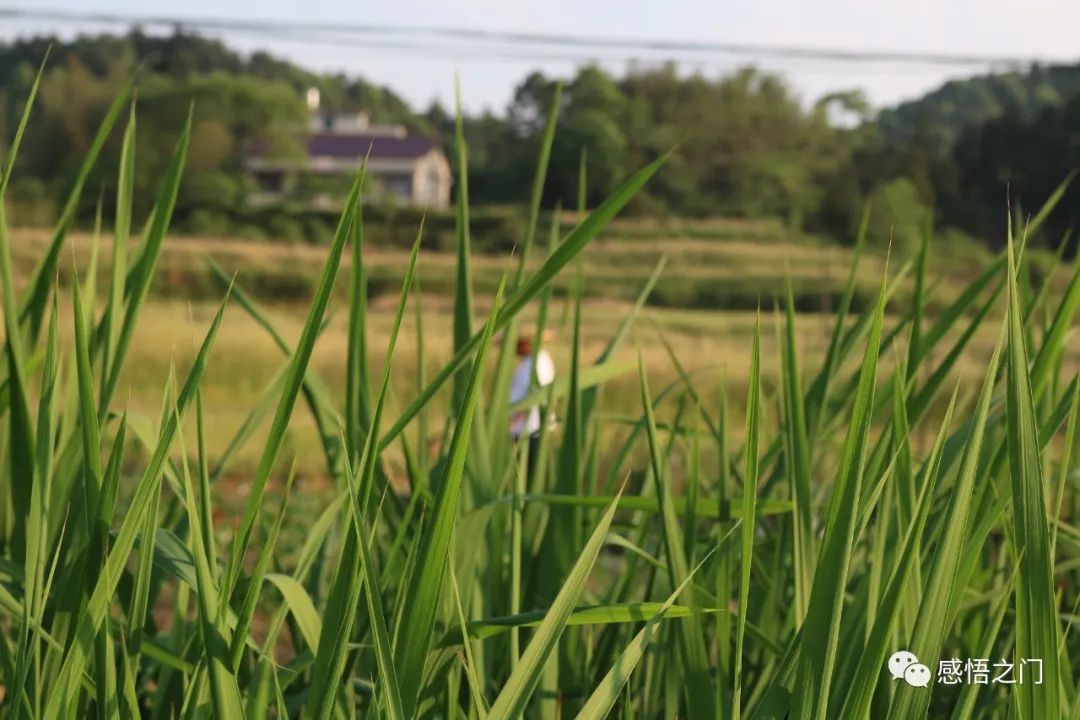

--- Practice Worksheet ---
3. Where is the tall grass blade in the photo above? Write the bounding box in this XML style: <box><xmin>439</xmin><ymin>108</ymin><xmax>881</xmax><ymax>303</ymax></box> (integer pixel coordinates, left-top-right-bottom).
<box><xmin>44</xmin><ymin>290</ymin><xmax>230</xmax><ymax>717</ymax></box>
<box><xmin>379</xmin><ymin>153</ymin><xmax>668</xmax><ymax>451</ymax></box>
<box><xmin>734</xmin><ymin>314</ymin><xmax>762</xmax><ymax>718</ymax></box>
<box><xmin>395</xmin><ymin>275</ymin><xmax>506</xmax><ymax>716</ymax></box>
<box><xmin>638</xmin><ymin>351</ymin><xmax>718</xmax><ymax>718</ymax></box>
<box><xmin>101</xmin><ymin>101</ymin><xmax>137</xmax><ymax>409</ymax></box>
<box><xmin>226</xmin><ymin>168</ymin><xmax>363</xmax><ymax>597</ymax></box>
<box><xmin>20</xmin><ymin>80</ymin><xmax>132</xmax><ymax>343</ymax></box>
<box><xmin>488</xmin><ymin>490</ymin><xmax>624</xmax><ymax>720</ymax></box>
<box><xmin>791</xmin><ymin>257</ymin><xmax>888</xmax><ymax>720</ymax></box>
<box><xmin>1004</xmin><ymin>230</ymin><xmax>1061</xmax><ymax>719</ymax></box>
<box><xmin>100</xmin><ymin>105</ymin><xmax>190</xmax><ymax>409</ymax></box>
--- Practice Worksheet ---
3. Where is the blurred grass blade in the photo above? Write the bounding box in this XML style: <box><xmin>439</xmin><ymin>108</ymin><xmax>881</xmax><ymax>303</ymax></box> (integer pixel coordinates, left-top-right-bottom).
<box><xmin>19</xmin><ymin>80</ymin><xmax>132</xmax><ymax>343</ymax></box>
<box><xmin>345</xmin><ymin>186</ymin><xmax>372</xmax><ymax>460</ymax></box>
<box><xmin>0</xmin><ymin>166</ymin><xmax>35</xmax><ymax>565</ymax></box>
<box><xmin>346</xmin><ymin>455</ymin><xmax>406</xmax><ymax>720</ymax></box>
<box><xmin>887</xmin><ymin>326</ymin><xmax>1004</xmax><ymax>719</ymax></box>
<box><xmin>638</xmin><ymin>350</ymin><xmax>718</xmax><ymax>718</ymax></box>
<box><xmin>782</xmin><ymin>276</ymin><xmax>814</xmax><ymax>626</ymax></box>
<box><xmin>842</xmin><ymin>385</ymin><xmax>958</xmax><ymax>719</ymax></box>
<box><xmin>101</xmin><ymin>101</ymin><xmax>137</xmax><ymax>407</ymax></box>
<box><xmin>792</xmin><ymin>257</ymin><xmax>888</xmax><ymax>720</ymax></box>
<box><xmin>488</xmin><ymin>490</ymin><xmax>624</xmax><ymax>720</ymax></box>
<box><xmin>226</xmin><ymin>168</ymin><xmax>363</xmax><ymax>598</ymax></box>
<box><xmin>44</xmin><ymin>290</ymin><xmax>230</xmax><ymax>717</ymax></box>
<box><xmin>100</xmin><ymin>106</ymin><xmax>191</xmax><ymax>410</ymax></box>
<box><xmin>0</xmin><ymin>51</ymin><xmax>48</xmax><ymax>194</ymax></box>
<box><xmin>577</xmin><ymin>548</ymin><xmax>719</xmax><ymax>720</ymax></box>
<box><xmin>734</xmin><ymin>314</ymin><xmax>761</xmax><ymax>718</ymax></box>
<box><xmin>379</xmin><ymin>152</ymin><xmax>669</xmax><ymax>452</ymax></box>
<box><xmin>395</xmin><ymin>275</ymin><xmax>506</xmax><ymax>716</ymax></box>
<box><xmin>306</xmin><ymin>222</ymin><xmax>421</xmax><ymax>720</ymax></box>
<box><xmin>173</xmin><ymin>401</ymin><xmax>244</xmax><ymax>718</ymax></box>
<box><xmin>449</xmin><ymin>560</ymin><xmax>489</xmax><ymax>718</ymax></box>
<box><xmin>227</xmin><ymin>463</ymin><xmax>296</xmax><ymax>669</ymax></box>
<box><xmin>451</xmin><ymin>77</ymin><xmax>475</xmax><ymax>415</ymax></box>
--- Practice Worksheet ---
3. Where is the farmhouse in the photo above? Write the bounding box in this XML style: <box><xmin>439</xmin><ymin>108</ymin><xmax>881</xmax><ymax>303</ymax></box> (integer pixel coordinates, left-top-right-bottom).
<box><xmin>245</xmin><ymin>104</ymin><xmax>452</xmax><ymax>209</ymax></box>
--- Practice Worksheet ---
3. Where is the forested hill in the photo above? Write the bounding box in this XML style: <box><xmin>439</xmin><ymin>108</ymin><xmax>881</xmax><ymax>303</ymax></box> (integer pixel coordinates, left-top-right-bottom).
<box><xmin>0</xmin><ymin>31</ymin><xmax>430</xmax><ymax>225</ymax></box>
<box><xmin>0</xmin><ymin>31</ymin><xmax>1078</xmax><ymax>253</ymax></box>
<box><xmin>876</xmin><ymin>64</ymin><xmax>1080</xmax><ymax>155</ymax></box>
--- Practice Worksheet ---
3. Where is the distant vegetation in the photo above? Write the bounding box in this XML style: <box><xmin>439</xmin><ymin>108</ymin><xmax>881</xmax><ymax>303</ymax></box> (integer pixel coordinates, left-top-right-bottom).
<box><xmin>1</xmin><ymin>31</ymin><xmax>1078</xmax><ymax>251</ymax></box>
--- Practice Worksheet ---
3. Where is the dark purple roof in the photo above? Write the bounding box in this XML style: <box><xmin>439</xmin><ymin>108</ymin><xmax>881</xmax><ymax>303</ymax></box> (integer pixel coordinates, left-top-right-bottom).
<box><xmin>248</xmin><ymin>133</ymin><xmax>438</xmax><ymax>161</ymax></box>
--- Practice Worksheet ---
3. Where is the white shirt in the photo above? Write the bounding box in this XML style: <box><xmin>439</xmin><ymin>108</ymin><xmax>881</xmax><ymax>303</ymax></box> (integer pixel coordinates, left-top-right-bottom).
<box><xmin>509</xmin><ymin>349</ymin><xmax>555</xmax><ymax>437</ymax></box>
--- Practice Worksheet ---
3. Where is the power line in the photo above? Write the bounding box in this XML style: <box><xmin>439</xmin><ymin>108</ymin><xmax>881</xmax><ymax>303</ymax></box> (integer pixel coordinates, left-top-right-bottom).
<box><xmin>0</xmin><ymin>6</ymin><xmax>1073</xmax><ymax>71</ymax></box>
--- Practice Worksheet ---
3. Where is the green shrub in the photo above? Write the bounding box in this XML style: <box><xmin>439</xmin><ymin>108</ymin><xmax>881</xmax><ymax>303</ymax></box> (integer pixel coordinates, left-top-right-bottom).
<box><xmin>262</xmin><ymin>213</ymin><xmax>306</xmax><ymax>244</ymax></box>
<box><xmin>184</xmin><ymin>208</ymin><xmax>233</xmax><ymax>236</ymax></box>
<box><xmin>866</xmin><ymin>177</ymin><xmax>932</xmax><ymax>255</ymax></box>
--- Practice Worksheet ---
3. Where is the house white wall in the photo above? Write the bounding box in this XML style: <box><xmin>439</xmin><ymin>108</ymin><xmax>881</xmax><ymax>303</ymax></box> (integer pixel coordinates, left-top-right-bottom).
<box><xmin>246</xmin><ymin>148</ymin><xmax>452</xmax><ymax>209</ymax></box>
<box><xmin>410</xmin><ymin>151</ymin><xmax>452</xmax><ymax>209</ymax></box>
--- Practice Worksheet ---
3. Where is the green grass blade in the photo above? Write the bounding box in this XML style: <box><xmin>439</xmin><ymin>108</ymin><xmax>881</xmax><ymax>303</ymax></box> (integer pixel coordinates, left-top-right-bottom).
<box><xmin>804</xmin><ymin>204</ymin><xmax>867</xmax><ymax>436</ymax></box>
<box><xmin>379</xmin><ymin>153</ymin><xmax>668</xmax><ymax>452</ymax></box>
<box><xmin>100</xmin><ymin>105</ymin><xmax>190</xmax><ymax>410</ymax></box>
<box><xmin>394</xmin><ymin>274</ymin><xmax>506</xmax><ymax>716</ymax></box>
<box><xmin>173</xmin><ymin>402</ymin><xmax>244</xmax><ymax>719</ymax></box>
<box><xmin>734</xmin><ymin>314</ymin><xmax>761</xmax><ymax>718</ymax></box>
<box><xmin>44</xmin><ymin>290</ymin><xmax>230</xmax><ymax>717</ymax></box>
<box><xmin>488</xmin><ymin>490</ymin><xmax>624</xmax><ymax>720</ymax></box>
<box><xmin>0</xmin><ymin>172</ymin><xmax>35</xmax><ymax>566</ymax></box>
<box><xmin>451</xmin><ymin>77</ymin><xmax>475</xmax><ymax>415</ymax></box>
<box><xmin>638</xmin><ymin>351</ymin><xmax>718</xmax><ymax>718</ymax></box>
<box><xmin>19</xmin><ymin>79</ymin><xmax>133</xmax><ymax>343</ymax></box>
<box><xmin>71</xmin><ymin>273</ymin><xmax>102</xmax><ymax>527</ymax></box>
<box><xmin>841</xmin><ymin>385</ymin><xmax>959</xmax><ymax>719</ymax></box>
<box><xmin>577</xmin><ymin>548</ymin><xmax>719</xmax><ymax>720</ymax></box>
<box><xmin>9</xmin><ymin>295</ymin><xmax>59</xmax><ymax>719</ymax></box>
<box><xmin>306</xmin><ymin>222</ymin><xmax>421</xmax><ymax>720</ymax></box>
<box><xmin>486</xmin><ymin>82</ymin><xmax>563</xmax><ymax>444</ymax></box>
<box><xmin>126</xmin><ymin>448</ymin><xmax>162</xmax><ymax>665</ymax></box>
<box><xmin>449</xmin><ymin>560</ymin><xmax>489</xmax><ymax>718</ymax></box>
<box><xmin>1029</xmin><ymin>251</ymin><xmax>1080</xmax><ymax>399</ymax></box>
<box><xmin>227</xmin><ymin>463</ymin><xmax>296</xmax><ymax>669</ymax></box>
<box><xmin>791</xmin><ymin>257</ymin><xmax>888</xmax><ymax>720</ymax></box>
<box><xmin>346</xmin><ymin>456</ymin><xmax>406</xmax><ymax>720</ymax></box>
<box><xmin>1004</xmin><ymin>230</ymin><xmax>1061</xmax><ymax>719</ymax></box>
<box><xmin>0</xmin><ymin>50</ymin><xmax>48</xmax><ymax>195</ymax></box>
<box><xmin>345</xmin><ymin>188</ymin><xmax>372</xmax><ymax>460</ymax></box>
<box><xmin>782</xmin><ymin>278</ymin><xmax>814</xmax><ymax>627</ymax></box>
<box><xmin>101</xmin><ymin>101</ymin><xmax>136</xmax><ymax>408</ymax></box>
<box><xmin>1051</xmin><ymin>379</ymin><xmax>1080</xmax><ymax>560</ymax></box>
<box><xmin>225</xmin><ymin>168</ymin><xmax>363</xmax><ymax>598</ymax></box>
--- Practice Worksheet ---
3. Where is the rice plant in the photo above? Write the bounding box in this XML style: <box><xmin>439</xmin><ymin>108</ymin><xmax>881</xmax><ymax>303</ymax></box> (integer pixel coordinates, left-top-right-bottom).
<box><xmin>1</xmin><ymin>65</ymin><xmax>1080</xmax><ymax>719</ymax></box>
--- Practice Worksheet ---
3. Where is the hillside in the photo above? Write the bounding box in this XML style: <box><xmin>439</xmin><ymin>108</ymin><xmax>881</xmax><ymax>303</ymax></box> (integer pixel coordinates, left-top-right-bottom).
<box><xmin>1</xmin><ymin>30</ymin><xmax>1078</xmax><ymax>253</ymax></box>
<box><xmin>875</xmin><ymin>63</ymin><xmax>1080</xmax><ymax>155</ymax></box>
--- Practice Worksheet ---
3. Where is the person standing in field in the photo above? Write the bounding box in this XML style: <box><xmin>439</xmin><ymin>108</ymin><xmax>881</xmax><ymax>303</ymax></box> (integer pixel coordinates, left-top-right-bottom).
<box><xmin>509</xmin><ymin>333</ymin><xmax>556</xmax><ymax>472</ymax></box>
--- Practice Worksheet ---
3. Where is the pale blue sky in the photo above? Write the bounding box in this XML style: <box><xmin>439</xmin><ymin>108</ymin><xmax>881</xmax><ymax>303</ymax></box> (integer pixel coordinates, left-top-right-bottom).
<box><xmin>4</xmin><ymin>0</ymin><xmax>1079</xmax><ymax>114</ymax></box>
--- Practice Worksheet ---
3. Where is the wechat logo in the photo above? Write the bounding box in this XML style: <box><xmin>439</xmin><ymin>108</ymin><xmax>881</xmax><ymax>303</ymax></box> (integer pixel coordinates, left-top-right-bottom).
<box><xmin>889</xmin><ymin>650</ymin><xmax>932</xmax><ymax>688</ymax></box>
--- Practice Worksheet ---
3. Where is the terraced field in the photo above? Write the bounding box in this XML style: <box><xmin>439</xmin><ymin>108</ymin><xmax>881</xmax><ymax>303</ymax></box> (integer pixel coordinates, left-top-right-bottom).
<box><xmin>7</xmin><ymin>220</ymin><xmax>1032</xmax><ymax>480</ymax></box>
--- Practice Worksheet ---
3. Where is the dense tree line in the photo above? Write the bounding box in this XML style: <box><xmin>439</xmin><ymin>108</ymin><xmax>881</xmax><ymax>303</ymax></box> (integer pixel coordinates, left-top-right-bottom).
<box><xmin>0</xmin><ymin>31</ymin><xmax>424</xmax><ymax>226</ymax></box>
<box><xmin>1</xmin><ymin>31</ymin><xmax>1076</xmax><ymax>251</ymax></box>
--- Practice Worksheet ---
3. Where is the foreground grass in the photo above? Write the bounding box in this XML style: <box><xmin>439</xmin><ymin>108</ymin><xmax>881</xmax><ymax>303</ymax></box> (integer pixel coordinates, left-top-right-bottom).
<box><xmin>2</xmin><ymin>69</ymin><xmax>1080</xmax><ymax>719</ymax></box>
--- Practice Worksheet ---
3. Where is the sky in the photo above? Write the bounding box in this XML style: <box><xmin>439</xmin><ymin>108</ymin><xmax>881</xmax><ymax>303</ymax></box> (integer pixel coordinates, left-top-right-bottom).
<box><xmin>3</xmin><ymin>0</ymin><xmax>1080</xmax><ymax>115</ymax></box>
